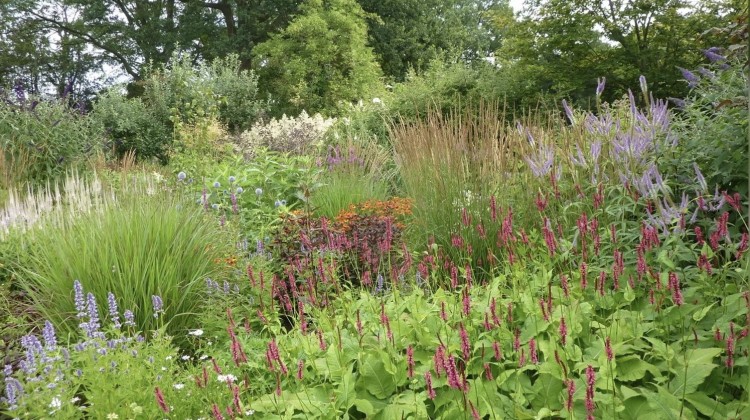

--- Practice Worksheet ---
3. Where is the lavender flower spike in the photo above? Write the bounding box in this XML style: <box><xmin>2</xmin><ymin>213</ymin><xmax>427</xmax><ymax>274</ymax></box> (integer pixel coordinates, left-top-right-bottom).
<box><xmin>152</xmin><ymin>295</ymin><xmax>164</xmax><ymax>317</ymax></box>
<box><xmin>42</xmin><ymin>320</ymin><xmax>57</xmax><ymax>351</ymax></box>
<box><xmin>677</xmin><ymin>67</ymin><xmax>700</xmax><ymax>88</ymax></box>
<box><xmin>704</xmin><ymin>48</ymin><xmax>726</xmax><ymax>63</ymax></box>
<box><xmin>639</xmin><ymin>75</ymin><xmax>648</xmax><ymax>94</ymax></box>
<box><xmin>73</xmin><ymin>280</ymin><xmax>86</xmax><ymax>319</ymax></box>
<box><xmin>561</xmin><ymin>99</ymin><xmax>575</xmax><ymax>125</ymax></box>
<box><xmin>123</xmin><ymin>310</ymin><xmax>136</xmax><ymax>327</ymax></box>
<box><xmin>84</xmin><ymin>293</ymin><xmax>102</xmax><ymax>338</ymax></box>
<box><xmin>596</xmin><ymin>77</ymin><xmax>606</xmax><ymax>97</ymax></box>
<box><xmin>693</xmin><ymin>163</ymin><xmax>707</xmax><ymax>192</ymax></box>
<box><xmin>107</xmin><ymin>292</ymin><xmax>121</xmax><ymax>329</ymax></box>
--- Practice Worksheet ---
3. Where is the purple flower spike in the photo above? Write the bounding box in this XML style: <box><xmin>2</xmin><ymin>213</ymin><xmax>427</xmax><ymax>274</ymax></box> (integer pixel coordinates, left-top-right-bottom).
<box><xmin>42</xmin><ymin>320</ymin><xmax>57</xmax><ymax>350</ymax></box>
<box><xmin>152</xmin><ymin>295</ymin><xmax>163</xmax><ymax>317</ymax></box>
<box><xmin>677</xmin><ymin>67</ymin><xmax>700</xmax><ymax>87</ymax></box>
<box><xmin>703</xmin><ymin>48</ymin><xmax>726</xmax><ymax>63</ymax></box>
<box><xmin>596</xmin><ymin>77</ymin><xmax>606</xmax><ymax>96</ymax></box>
<box><xmin>123</xmin><ymin>310</ymin><xmax>136</xmax><ymax>327</ymax></box>
<box><xmin>639</xmin><ymin>75</ymin><xmax>648</xmax><ymax>93</ymax></box>
<box><xmin>562</xmin><ymin>99</ymin><xmax>575</xmax><ymax>124</ymax></box>
<box><xmin>73</xmin><ymin>280</ymin><xmax>86</xmax><ymax>319</ymax></box>
<box><xmin>108</xmin><ymin>292</ymin><xmax>121</xmax><ymax>329</ymax></box>
<box><xmin>84</xmin><ymin>293</ymin><xmax>102</xmax><ymax>338</ymax></box>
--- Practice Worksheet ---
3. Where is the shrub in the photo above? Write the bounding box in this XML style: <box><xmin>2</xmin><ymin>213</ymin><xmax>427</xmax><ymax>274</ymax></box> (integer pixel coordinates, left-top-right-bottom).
<box><xmin>91</xmin><ymin>89</ymin><xmax>172</xmax><ymax>163</ymax></box>
<box><xmin>237</xmin><ymin>111</ymin><xmax>336</xmax><ymax>158</ymax></box>
<box><xmin>12</xmin><ymin>183</ymin><xmax>233</xmax><ymax>342</ymax></box>
<box><xmin>664</xmin><ymin>55</ymin><xmax>748</xmax><ymax>199</ymax></box>
<box><xmin>0</xmin><ymin>93</ymin><xmax>104</xmax><ymax>188</ymax></box>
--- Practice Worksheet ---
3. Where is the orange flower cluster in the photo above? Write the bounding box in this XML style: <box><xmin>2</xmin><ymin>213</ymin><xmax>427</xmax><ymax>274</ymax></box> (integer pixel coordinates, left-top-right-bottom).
<box><xmin>214</xmin><ymin>255</ymin><xmax>238</xmax><ymax>266</ymax></box>
<box><xmin>334</xmin><ymin>197</ymin><xmax>413</xmax><ymax>232</ymax></box>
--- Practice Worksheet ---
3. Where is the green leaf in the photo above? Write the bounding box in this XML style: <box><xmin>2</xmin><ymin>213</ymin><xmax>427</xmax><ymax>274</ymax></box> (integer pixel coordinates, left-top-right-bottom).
<box><xmin>669</xmin><ymin>363</ymin><xmax>715</xmax><ymax>395</ymax></box>
<box><xmin>685</xmin><ymin>392</ymin><xmax>727</xmax><ymax>418</ymax></box>
<box><xmin>359</xmin><ymin>355</ymin><xmax>397</xmax><ymax>399</ymax></box>
<box><xmin>622</xmin><ymin>396</ymin><xmax>664</xmax><ymax>420</ymax></box>
<box><xmin>616</xmin><ymin>356</ymin><xmax>658</xmax><ymax>382</ymax></box>
<box><xmin>685</xmin><ymin>348</ymin><xmax>722</xmax><ymax>365</ymax></box>
<box><xmin>692</xmin><ymin>303</ymin><xmax>715</xmax><ymax>322</ymax></box>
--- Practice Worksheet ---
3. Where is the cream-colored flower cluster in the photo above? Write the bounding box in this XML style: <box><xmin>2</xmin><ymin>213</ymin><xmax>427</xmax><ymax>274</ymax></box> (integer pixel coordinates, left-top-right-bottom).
<box><xmin>237</xmin><ymin>111</ymin><xmax>335</xmax><ymax>158</ymax></box>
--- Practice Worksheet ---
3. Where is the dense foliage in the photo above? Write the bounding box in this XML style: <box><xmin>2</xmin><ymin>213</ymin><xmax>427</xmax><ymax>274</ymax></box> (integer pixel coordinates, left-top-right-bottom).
<box><xmin>0</xmin><ymin>2</ymin><xmax>747</xmax><ymax>419</ymax></box>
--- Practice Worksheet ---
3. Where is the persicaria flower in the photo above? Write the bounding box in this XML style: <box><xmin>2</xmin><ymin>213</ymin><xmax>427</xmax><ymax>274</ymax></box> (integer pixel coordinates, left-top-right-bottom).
<box><xmin>605</xmin><ymin>337</ymin><xmax>613</xmax><ymax>361</ymax></box>
<box><xmin>154</xmin><ymin>387</ymin><xmax>170</xmax><ymax>413</ymax></box>
<box><xmin>493</xmin><ymin>341</ymin><xmax>502</xmax><ymax>360</ymax></box>
<box><xmin>529</xmin><ymin>339</ymin><xmax>538</xmax><ymax>364</ymax></box>
<box><xmin>585</xmin><ymin>365</ymin><xmax>596</xmax><ymax>419</ymax></box>
<box><xmin>297</xmin><ymin>359</ymin><xmax>305</xmax><ymax>380</ymax></box>
<box><xmin>424</xmin><ymin>371</ymin><xmax>436</xmax><ymax>399</ymax></box>
<box><xmin>566</xmin><ymin>379</ymin><xmax>576</xmax><ymax>411</ymax></box>
<box><xmin>406</xmin><ymin>346</ymin><xmax>415</xmax><ymax>378</ymax></box>
<box><xmin>559</xmin><ymin>317</ymin><xmax>568</xmax><ymax>346</ymax></box>
<box><xmin>459</xmin><ymin>323</ymin><xmax>471</xmax><ymax>361</ymax></box>
<box><xmin>668</xmin><ymin>273</ymin><xmax>683</xmax><ymax>306</ymax></box>
<box><xmin>445</xmin><ymin>355</ymin><xmax>462</xmax><ymax>390</ymax></box>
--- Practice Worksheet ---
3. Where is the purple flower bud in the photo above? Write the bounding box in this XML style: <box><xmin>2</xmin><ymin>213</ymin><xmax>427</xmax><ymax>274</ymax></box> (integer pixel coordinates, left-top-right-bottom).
<box><xmin>3</xmin><ymin>364</ymin><xmax>12</xmax><ymax>377</ymax></box>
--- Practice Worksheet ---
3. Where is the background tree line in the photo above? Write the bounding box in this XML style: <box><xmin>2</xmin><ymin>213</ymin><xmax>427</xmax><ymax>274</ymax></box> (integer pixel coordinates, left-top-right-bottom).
<box><xmin>0</xmin><ymin>0</ymin><xmax>742</xmax><ymax>117</ymax></box>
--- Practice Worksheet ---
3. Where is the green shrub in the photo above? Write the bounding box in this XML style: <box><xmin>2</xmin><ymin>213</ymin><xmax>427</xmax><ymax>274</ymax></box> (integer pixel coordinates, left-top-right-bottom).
<box><xmin>0</xmin><ymin>96</ymin><xmax>104</xmax><ymax>188</ymax></box>
<box><xmin>91</xmin><ymin>89</ymin><xmax>173</xmax><ymax>163</ymax></box>
<box><xmin>13</xmin><ymin>186</ymin><xmax>233</xmax><ymax>342</ymax></box>
<box><xmin>665</xmin><ymin>57</ymin><xmax>748</xmax><ymax>198</ymax></box>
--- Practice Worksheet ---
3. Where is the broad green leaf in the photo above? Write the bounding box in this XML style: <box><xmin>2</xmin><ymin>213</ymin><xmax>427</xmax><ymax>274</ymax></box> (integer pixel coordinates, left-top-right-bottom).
<box><xmin>622</xmin><ymin>396</ymin><xmax>665</xmax><ymax>420</ymax></box>
<box><xmin>669</xmin><ymin>363</ymin><xmax>715</xmax><ymax>395</ymax></box>
<box><xmin>359</xmin><ymin>355</ymin><xmax>397</xmax><ymax>399</ymax></box>
<box><xmin>685</xmin><ymin>348</ymin><xmax>722</xmax><ymax>366</ymax></box>
<box><xmin>685</xmin><ymin>392</ymin><xmax>727</xmax><ymax>418</ymax></box>
<box><xmin>616</xmin><ymin>356</ymin><xmax>659</xmax><ymax>382</ymax></box>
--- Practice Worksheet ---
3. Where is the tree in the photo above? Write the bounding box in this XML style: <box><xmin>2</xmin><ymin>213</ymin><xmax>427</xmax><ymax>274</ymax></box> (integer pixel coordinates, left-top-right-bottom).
<box><xmin>357</xmin><ymin>0</ymin><xmax>503</xmax><ymax>81</ymax></box>
<box><xmin>253</xmin><ymin>0</ymin><xmax>384</xmax><ymax>117</ymax></box>
<box><xmin>493</xmin><ymin>0</ymin><xmax>737</xmax><ymax>106</ymax></box>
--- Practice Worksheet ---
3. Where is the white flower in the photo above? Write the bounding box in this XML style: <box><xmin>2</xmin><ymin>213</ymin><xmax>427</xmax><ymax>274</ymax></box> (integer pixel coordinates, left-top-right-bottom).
<box><xmin>165</xmin><ymin>356</ymin><xmax>173</xmax><ymax>360</ymax></box>
<box><xmin>372</xmin><ymin>97</ymin><xmax>382</xmax><ymax>104</ymax></box>
<box><xmin>173</xmin><ymin>383</ymin><xmax>185</xmax><ymax>390</ymax></box>
<box><xmin>49</xmin><ymin>397</ymin><xmax>62</xmax><ymax>409</ymax></box>
<box><xmin>199</xmin><ymin>355</ymin><xmax>209</xmax><ymax>360</ymax></box>
<box><xmin>217</xmin><ymin>374</ymin><xmax>237</xmax><ymax>383</ymax></box>
<box><xmin>70</xmin><ymin>397</ymin><xmax>81</xmax><ymax>403</ymax></box>
<box><xmin>245</xmin><ymin>410</ymin><xmax>255</xmax><ymax>416</ymax></box>
<box><xmin>181</xmin><ymin>355</ymin><xmax>191</xmax><ymax>361</ymax></box>
<box><xmin>188</xmin><ymin>329</ymin><xmax>204</xmax><ymax>337</ymax></box>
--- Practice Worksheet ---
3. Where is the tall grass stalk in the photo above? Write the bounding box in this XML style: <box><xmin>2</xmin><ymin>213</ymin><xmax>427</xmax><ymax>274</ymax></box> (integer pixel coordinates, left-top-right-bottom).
<box><xmin>389</xmin><ymin>102</ymin><xmax>525</xmax><ymax>261</ymax></box>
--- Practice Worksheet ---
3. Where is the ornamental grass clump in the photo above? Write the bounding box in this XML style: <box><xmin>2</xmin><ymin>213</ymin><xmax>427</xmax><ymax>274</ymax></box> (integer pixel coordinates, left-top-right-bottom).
<box><xmin>13</xmin><ymin>186</ymin><xmax>232</xmax><ymax>342</ymax></box>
